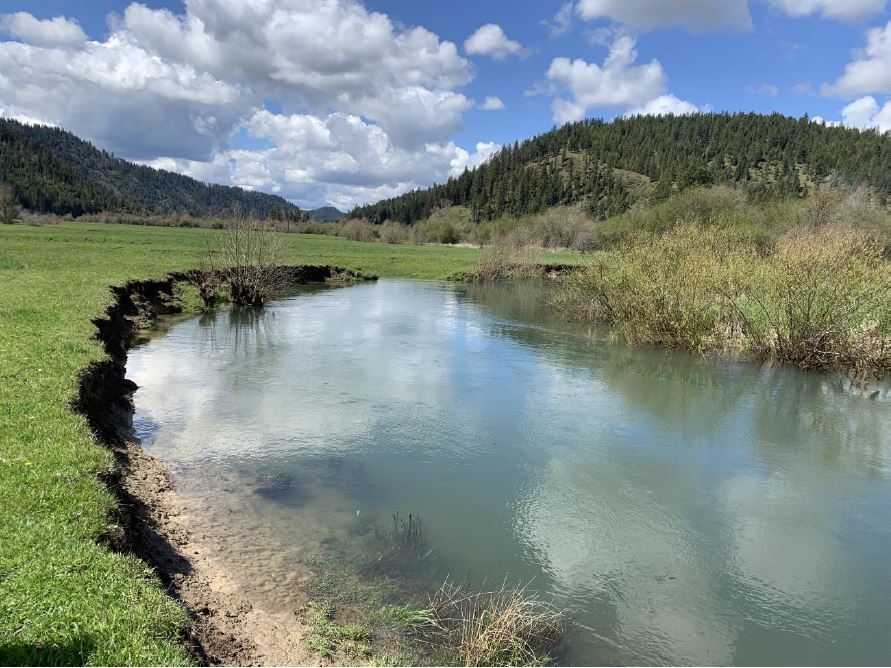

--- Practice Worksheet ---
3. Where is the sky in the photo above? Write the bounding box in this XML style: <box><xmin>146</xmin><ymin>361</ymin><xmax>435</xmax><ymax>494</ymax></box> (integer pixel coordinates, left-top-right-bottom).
<box><xmin>0</xmin><ymin>0</ymin><xmax>889</xmax><ymax>210</ymax></box>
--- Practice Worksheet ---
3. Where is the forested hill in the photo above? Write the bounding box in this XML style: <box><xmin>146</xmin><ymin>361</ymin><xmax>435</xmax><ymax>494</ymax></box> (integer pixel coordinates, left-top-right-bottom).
<box><xmin>0</xmin><ymin>119</ymin><xmax>301</xmax><ymax>218</ymax></box>
<box><xmin>308</xmin><ymin>206</ymin><xmax>346</xmax><ymax>222</ymax></box>
<box><xmin>350</xmin><ymin>113</ymin><xmax>890</xmax><ymax>224</ymax></box>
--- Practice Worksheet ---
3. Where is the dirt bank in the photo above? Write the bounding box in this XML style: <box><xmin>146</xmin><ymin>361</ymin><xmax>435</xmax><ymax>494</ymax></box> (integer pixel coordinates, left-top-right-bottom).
<box><xmin>75</xmin><ymin>267</ymin><xmax>374</xmax><ymax>665</ymax></box>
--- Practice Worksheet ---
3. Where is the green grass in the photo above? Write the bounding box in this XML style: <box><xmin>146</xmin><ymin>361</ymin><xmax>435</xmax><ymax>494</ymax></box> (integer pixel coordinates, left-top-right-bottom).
<box><xmin>0</xmin><ymin>222</ymin><xmax>506</xmax><ymax>665</ymax></box>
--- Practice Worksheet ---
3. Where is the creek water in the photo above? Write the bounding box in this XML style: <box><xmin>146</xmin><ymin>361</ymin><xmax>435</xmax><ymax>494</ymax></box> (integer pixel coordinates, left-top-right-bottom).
<box><xmin>128</xmin><ymin>279</ymin><xmax>891</xmax><ymax>666</ymax></box>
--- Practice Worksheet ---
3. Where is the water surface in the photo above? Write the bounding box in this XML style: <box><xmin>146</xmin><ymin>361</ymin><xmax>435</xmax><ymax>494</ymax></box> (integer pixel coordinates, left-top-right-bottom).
<box><xmin>129</xmin><ymin>280</ymin><xmax>891</xmax><ymax>666</ymax></box>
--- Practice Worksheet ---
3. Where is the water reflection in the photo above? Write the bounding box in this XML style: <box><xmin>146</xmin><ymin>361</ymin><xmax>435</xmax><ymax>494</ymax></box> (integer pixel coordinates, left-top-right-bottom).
<box><xmin>128</xmin><ymin>280</ymin><xmax>891</xmax><ymax>665</ymax></box>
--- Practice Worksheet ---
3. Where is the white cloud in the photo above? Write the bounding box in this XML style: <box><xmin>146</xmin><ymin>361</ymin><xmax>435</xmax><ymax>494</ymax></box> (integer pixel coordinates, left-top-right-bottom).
<box><xmin>0</xmin><ymin>37</ymin><xmax>251</xmax><ymax>160</ymax></box>
<box><xmin>823</xmin><ymin>21</ymin><xmax>891</xmax><ymax>97</ymax></box>
<box><xmin>575</xmin><ymin>0</ymin><xmax>752</xmax><ymax>32</ymax></box>
<box><xmin>841</xmin><ymin>95</ymin><xmax>891</xmax><ymax>131</ymax></box>
<box><xmin>766</xmin><ymin>0</ymin><xmax>886</xmax><ymax>21</ymax></box>
<box><xmin>793</xmin><ymin>82</ymin><xmax>815</xmax><ymax>95</ymax></box>
<box><xmin>541</xmin><ymin>2</ymin><xmax>574</xmax><ymax>37</ymax></box>
<box><xmin>142</xmin><ymin>111</ymin><xmax>499</xmax><ymax>210</ymax></box>
<box><xmin>546</xmin><ymin>36</ymin><xmax>666</xmax><ymax>123</ymax></box>
<box><xmin>625</xmin><ymin>94</ymin><xmax>699</xmax><ymax>116</ymax></box>
<box><xmin>481</xmin><ymin>96</ymin><xmax>506</xmax><ymax>111</ymax></box>
<box><xmin>0</xmin><ymin>12</ymin><xmax>86</xmax><ymax>47</ymax></box>
<box><xmin>464</xmin><ymin>23</ymin><xmax>523</xmax><ymax>60</ymax></box>
<box><xmin>810</xmin><ymin>96</ymin><xmax>891</xmax><ymax>132</ymax></box>
<box><xmin>0</xmin><ymin>2</ymin><xmax>494</xmax><ymax>208</ymax></box>
<box><xmin>117</xmin><ymin>0</ymin><xmax>473</xmax><ymax>149</ymax></box>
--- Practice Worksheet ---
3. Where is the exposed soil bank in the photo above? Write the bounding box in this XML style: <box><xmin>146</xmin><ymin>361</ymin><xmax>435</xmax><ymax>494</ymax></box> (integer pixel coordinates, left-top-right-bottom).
<box><xmin>75</xmin><ymin>266</ymin><xmax>375</xmax><ymax>665</ymax></box>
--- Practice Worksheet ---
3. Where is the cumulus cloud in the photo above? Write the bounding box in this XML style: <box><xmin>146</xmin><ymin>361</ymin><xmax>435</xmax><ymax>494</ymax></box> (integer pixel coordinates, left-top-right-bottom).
<box><xmin>810</xmin><ymin>96</ymin><xmax>891</xmax><ymax>132</ymax></box>
<box><xmin>464</xmin><ymin>23</ymin><xmax>524</xmax><ymax>60</ymax></box>
<box><xmin>481</xmin><ymin>96</ymin><xmax>506</xmax><ymax>110</ymax></box>
<box><xmin>546</xmin><ymin>36</ymin><xmax>666</xmax><ymax>123</ymax></box>
<box><xmin>575</xmin><ymin>0</ymin><xmax>752</xmax><ymax>32</ymax></box>
<box><xmin>0</xmin><ymin>1</ymin><xmax>495</xmax><ymax>208</ymax></box>
<box><xmin>0</xmin><ymin>12</ymin><xmax>86</xmax><ymax>47</ymax></box>
<box><xmin>766</xmin><ymin>0</ymin><xmax>886</xmax><ymax>21</ymax></box>
<box><xmin>625</xmin><ymin>94</ymin><xmax>699</xmax><ymax>116</ymax></box>
<box><xmin>840</xmin><ymin>95</ymin><xmax>891</xmax><ymax>131</ymax></box>
<box><xmin>823</xmin><ymin>21</ymin><xmax>891</xmax><ymax>97</ymax></box>
<box><xmin>118</xmin><ymin>0</ymin><xmax>473</xmax><ymax>148</ymax></box>
<box><xmin>0</xmin><ymin>36</ymin><xmax>251</xmax><ymax>160</ymax></box>
<box><xmin>142</xmin><ymin>111</ymin><xmax>500</xmax><ymax>210</ymax></box>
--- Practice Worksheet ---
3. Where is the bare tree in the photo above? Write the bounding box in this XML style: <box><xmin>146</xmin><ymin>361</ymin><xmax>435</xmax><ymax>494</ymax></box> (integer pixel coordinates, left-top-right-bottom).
<box><xmin>0</xmin><ymin>184</ymin><xmax>19</xmax><ymax>224</ymax></box>
<box><xmin>219</xmin><ymin>215</ymin><xmax>286</xmax><ymax>306</ymax></box>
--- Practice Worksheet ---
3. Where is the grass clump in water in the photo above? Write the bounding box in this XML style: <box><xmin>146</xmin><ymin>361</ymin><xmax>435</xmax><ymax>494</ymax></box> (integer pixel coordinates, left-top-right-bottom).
<box><xmin>425</xmin><ymin>580</ymin><xmax>566</xmax><ymax>667</ymax></box>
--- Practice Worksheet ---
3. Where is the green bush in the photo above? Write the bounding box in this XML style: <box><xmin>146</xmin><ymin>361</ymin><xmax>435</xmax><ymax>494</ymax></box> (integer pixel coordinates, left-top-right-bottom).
<box><xmin>555</xmin><ymin>223</ymin><xmax>890</xmax><ymax>377</ymax></box>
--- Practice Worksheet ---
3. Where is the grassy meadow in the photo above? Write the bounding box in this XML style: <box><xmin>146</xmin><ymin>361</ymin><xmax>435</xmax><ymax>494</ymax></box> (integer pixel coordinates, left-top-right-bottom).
<box><xmin>0</xmin><ymin>222</ymin><xmax>520</xmax><ymax>664</ymax></box>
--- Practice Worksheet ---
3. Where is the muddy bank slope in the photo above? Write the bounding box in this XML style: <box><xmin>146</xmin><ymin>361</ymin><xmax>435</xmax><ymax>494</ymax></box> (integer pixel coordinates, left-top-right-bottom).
<box><xmin>75</xmin><ymin>266</ymin><xmax>374</xmax><ymax>666</ymax></box>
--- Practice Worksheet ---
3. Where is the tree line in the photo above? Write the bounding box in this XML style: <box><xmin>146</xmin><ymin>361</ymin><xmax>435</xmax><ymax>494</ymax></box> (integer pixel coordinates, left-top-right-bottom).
<box><xmin>350</xmin><ymin>113</ymin><xmax>890</xmax><ymax>225</ymax></box>
<box><xmin>0</xmin><ymin>119</ymin><xmax>304</xmax><ymax>219</ymax></box>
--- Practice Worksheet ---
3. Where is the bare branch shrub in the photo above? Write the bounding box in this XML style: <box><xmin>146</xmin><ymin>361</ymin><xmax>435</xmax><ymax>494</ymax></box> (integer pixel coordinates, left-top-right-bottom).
<box><xmin>337</xmin><ymin>218</ymin><xmax>378</xmax><ymax>242</ymax></box>
<box><xmin>218</xmin><ymin>216</ymin><xmax>286</xmax><ymax>306</ymax></box>
<box><xmin>378</xmin><ymin>220</ymin><xmax>409</xmax><ymax>244</ymax></box>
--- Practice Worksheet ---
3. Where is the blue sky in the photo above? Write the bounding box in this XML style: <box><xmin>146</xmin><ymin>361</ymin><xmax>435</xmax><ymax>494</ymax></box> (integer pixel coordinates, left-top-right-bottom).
<box><xmin>0</xmin><ymin>0</ymin><xmax>888</xmax><ymax>209</ymax></box>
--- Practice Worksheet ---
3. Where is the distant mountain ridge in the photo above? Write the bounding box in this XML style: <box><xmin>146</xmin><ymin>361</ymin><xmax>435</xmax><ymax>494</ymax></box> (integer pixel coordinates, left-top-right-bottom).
<box><xmin>307</xmin><ymin>206</ymin><xmax>346</xmax><ymax>222</ymax></box>
<box><xmin>350</xmin><ymin>113</ymin><xmax>890</xmax><ymax>225</ymax></box>
<box><xmin>0</xmin><ymin>119</ymin><xmax>302</xmax><ymax>218</ymax></box>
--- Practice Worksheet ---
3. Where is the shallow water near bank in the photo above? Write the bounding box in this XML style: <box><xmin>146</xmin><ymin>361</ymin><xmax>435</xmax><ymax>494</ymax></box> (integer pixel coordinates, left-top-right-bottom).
<box><xmin>129</xmin><ymin>279</ymin><xmax>891</xmax><ymax>666</ymax></box>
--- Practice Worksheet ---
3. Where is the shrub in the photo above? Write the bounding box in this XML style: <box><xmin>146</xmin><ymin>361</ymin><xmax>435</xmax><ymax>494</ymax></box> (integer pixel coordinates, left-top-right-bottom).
<box><xmin>378</xmin><ymin>220</ymin><xmax>409</xmax><ymax>244</ymax></box>
<box><xmin>556</xmin><ymin>222</ymin><xmax>890</xmax><ymax>377</ymax></box>
<box><xmin>0</xmin><ymin>183</ymin><xmax>20</xmax><ymax>223</ymax></box>
<box><xmin>742</xmin><ymin>226</ymin><xmax>890</xmax><ymax>375</ymax></box>
<box><xmin>555</xmin><ymin>225</ymin><xmax>756</xmax><ymax>351</ymax></box>
<box><xmin>337</xmin><ymin>218</ymin><xmax>378</xmax><ymax>242</ymax></box>
<box><xmin>218</xmin><ymin>217</ymin><xmax>285</xmax><ymax>306</ymax></box>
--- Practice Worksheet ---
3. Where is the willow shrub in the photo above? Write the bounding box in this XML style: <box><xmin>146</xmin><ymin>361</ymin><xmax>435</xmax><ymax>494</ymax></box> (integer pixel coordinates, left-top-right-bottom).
<box><xmin>555</xmin><ymin>224</ymin><xmax>890</xmax><ymax>377</ymax></box>
<box><xmin>743</xmin><ymin>226</ymin><xmax>890</xmax><ymax>376</ymax></box>
<box><xmin>554</xmin><ymin>224</ymin><xmax>757</xmax><ymax>352</ymax></box>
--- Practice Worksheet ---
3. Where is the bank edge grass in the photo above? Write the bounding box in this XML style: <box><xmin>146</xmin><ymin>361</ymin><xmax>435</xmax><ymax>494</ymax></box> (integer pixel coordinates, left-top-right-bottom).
<box><xmin>0</xmin><ymin>222</ymin><xmax>488</xmax><ymax>664</ymax></box>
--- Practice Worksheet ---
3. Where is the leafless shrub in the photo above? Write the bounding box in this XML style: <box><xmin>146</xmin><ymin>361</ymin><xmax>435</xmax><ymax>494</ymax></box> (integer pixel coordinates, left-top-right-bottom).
<box><xmin>378</xmin><ymin>220</ymin><xmax>409</xmax><ymax>244</ymax></box>
<box><xmin>218</xmin><ymin>216</ymin><xmax>286</xmax><ymax>306</ymax></box>
<box><xmin>337</xmin><ymin>218</ymin><xmax>378</xmax><ymax>242</ymax></box>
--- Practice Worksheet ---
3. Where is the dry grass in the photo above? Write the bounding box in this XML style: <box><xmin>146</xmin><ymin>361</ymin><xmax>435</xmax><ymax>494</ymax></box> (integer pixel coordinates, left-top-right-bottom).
<box><xmin>426</xmin><ymin>580</ymin><xmax>565</xmax><ymax>667</ymax></box>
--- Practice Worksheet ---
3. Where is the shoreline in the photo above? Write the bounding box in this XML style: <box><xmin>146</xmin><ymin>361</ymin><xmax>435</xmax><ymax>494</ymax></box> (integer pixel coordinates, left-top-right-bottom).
<box><xmin>75</xmin><ymin>268</ymin><xmax>374</xmax><ymax>666</ymax></box>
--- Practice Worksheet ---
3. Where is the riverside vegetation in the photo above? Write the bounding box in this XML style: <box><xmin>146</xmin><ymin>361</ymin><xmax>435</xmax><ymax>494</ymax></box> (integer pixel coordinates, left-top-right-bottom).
<box><xmin>0</xmin><ymin>223</ymin><xmax>492</xmax><ymax>664</ymax></box>
<box><xmin>550</xmin><ymin>188</ymin><xmax>890</xmax><ymax>378</ymax></box>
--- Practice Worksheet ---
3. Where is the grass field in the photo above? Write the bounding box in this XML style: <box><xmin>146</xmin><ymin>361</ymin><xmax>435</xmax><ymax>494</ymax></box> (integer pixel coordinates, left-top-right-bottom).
<box><xmin>0</xmin><ymin>223</ymin><xmax>581</xmax><ymax>664</ymax></box>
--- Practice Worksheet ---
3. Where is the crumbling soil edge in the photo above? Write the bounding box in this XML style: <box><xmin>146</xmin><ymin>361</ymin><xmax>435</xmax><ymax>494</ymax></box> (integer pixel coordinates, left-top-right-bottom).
<box><xmin>74</xmin><ymin>266</ymin><xmax>375</xmax><ymax>666</ymax></box>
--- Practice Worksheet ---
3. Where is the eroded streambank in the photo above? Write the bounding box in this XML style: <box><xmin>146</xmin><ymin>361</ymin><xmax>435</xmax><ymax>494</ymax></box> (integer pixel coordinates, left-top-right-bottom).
<box><xmin>75</xmin><ymin>266</ymin><xmax>375</xmax><ymax>666</ymax></box>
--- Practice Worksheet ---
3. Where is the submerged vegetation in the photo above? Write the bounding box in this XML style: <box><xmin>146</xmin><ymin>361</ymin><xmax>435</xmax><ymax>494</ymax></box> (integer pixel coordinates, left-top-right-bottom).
<box><xmin>297</xmin><ymin>513</ymin><xmax>566</xmax><ymax>667</ymax></box>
